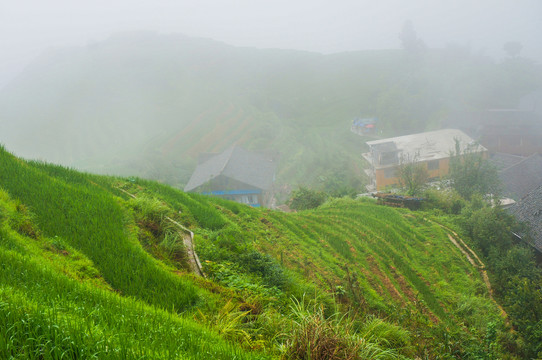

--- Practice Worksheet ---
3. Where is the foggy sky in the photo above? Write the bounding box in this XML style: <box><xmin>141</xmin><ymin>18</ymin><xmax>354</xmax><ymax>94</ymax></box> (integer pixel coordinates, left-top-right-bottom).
<box><xmin>1</xmin><ymin>0</ymin><xmax>541</xmax><ymax>88</ymax></box>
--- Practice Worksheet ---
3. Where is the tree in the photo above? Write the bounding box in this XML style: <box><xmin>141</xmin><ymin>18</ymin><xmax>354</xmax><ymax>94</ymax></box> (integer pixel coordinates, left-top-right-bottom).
<box><xmin>463</xmin><ymin>206</ymin><xmax>513</xmax><ymax>256</ymax></box>
<box><xmin>396</xmin><ymin>153</ymin><xmax>428</xmax><ymax>195</ymax></box>
<box><xmin>399</xmin><ymin>20</ymin><xmax>426</xmax><ymax>54</ymax></box>
<box><xmin>318</xmin><ymin>158</ymin><xmax>363</xmax><ymax>198</ymax></box>
<box><xmin>288</xmin><ymin>186</ymin><xmax>328</xmax><ymax>210</ymax></box>
<box><xmin>448</xmin><ymin>139</ymin><xmax>500</xmax><ymax>200</ymax></box>
<box><xmin>461</xmin><ymin>205</ymin><xmax>542</xmax><ymax>358</ymax></box>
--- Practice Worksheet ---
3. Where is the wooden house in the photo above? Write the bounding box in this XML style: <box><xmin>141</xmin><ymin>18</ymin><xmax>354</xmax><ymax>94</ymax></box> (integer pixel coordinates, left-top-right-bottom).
<box><xmin>363</xmin><ymin>129</ymin><xmax>487</xmax><ymax>191</ymax></box>
<box><xmin>184</xmin><ymin>146</ymin><xmax>276</xmax><ymax>207</ymax></box>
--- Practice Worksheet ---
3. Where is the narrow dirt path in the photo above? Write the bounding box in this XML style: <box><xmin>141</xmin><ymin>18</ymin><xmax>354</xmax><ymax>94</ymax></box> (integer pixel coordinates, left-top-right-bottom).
<box><xmin>165</xmin><ymin>216</ymin><xmax>205</xmax><ymax>277</ymax></box>
<box><xmin>447</xmin><ymin>232</ymin><xmax>509</xmax><ymax>323</ymax></box>
<box><xmin>447</xmin><ymin>234</ymin><xmax>480</xmax><ymax>268</ymax></box>
<box><xmin>439</xmin><ymin>223</ymin><xmax>485</xmax><ymax>268</ymax></box>
<box><xmin>427</xmin><ymin>218</ymin><xmax>509</xmax><ymax>323</ymax></box>
<box><xmin>116</xmin><ymin>187</ymin><xmax>205</xmax><ymax>277</ymax></box>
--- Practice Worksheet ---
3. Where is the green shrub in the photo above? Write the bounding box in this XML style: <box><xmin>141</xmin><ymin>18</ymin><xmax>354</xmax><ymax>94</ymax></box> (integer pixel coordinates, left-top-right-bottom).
<box><xmin>239</xmin><ymin>251</ymin><xmax>289</xmax><ymax>289</ymax></box>
<box><xmin>289</xmin><ymin>186</ymin><xmax>328</xmax><ymax>210</ymax></box>
<box><xmin>422</xmin><ymin>188</ymin><xmax>465</xmax><ymax>214</ymax></box>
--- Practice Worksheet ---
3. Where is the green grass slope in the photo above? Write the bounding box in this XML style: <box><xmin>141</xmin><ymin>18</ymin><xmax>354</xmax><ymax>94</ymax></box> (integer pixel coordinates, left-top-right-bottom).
<box><xmin>0</xmin><ymin>146</ymin><xmax>512</xmax><ymax>358</ymax></box>
<box><xmin>0</xmin><ymin>150</ymin><xmax>270</xmax><ymax>359</ymax></box>
<box><xmin>0</xmin><ymin>146</ymin><xmax>199</xmax><ymax>311</ymax></box>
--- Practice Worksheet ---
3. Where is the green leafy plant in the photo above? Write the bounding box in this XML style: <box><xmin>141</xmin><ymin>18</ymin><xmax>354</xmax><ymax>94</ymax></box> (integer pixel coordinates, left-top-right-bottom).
<box><xmin>396</xmin><ymin>153</ymin><xmax>429</xmax><ymax>196</ymax></box>
<box><xmin>288</xmin><ymin>186</ymin><xmax>328</xmax><ymax>210</ymax></box>
<box><xmin>448</xmin><ymin>139</ymin><xmax>500</xmax><ymax>200</ymax></box>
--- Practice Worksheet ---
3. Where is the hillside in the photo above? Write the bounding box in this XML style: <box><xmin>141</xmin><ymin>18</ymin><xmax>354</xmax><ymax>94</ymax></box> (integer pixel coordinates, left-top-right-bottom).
<box><xmin>0</xmin><ymin>145</ymin><xmax>515</xmax><ymax>359</ymax></box>
<box><xmin>1</xmin><ymin>31</ymin><xmax>539</xmax><ymax>190</ymax></box>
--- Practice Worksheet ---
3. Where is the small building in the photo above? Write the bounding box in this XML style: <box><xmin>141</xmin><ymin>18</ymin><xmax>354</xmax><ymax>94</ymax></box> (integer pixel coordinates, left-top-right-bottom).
<box><xmin>363</xmin><ymin>129</ymin><xmax>487</xmax><ymax>192</ymax></box>
<box><xmin>444</xmin><ymin>109</ymin><xmax>542</xmax><ymax>156</ymax></box>
<box><xmin>351</xmin><ymin>117</ymin><xmax>377</xmax><ymax>136</ymax></box>
<box><xmin>478</xmin><ymin>110</ymin><xmax>542</xmax><ymax>156</ymax></box>
<box><xmin>184</xmin><ymin>146</ymin><xmax>276</xmax><ymax>207</ymax></box>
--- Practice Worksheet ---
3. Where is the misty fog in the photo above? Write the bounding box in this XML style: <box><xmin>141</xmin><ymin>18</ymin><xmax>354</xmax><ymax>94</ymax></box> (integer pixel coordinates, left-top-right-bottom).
<box><xmin>2</xmin><ymin>3</ymin><xmax>542</xmax><ymax>358</ymax></box>
<box><xmin>0</xmin><ymin>1</ymin><xmax>541</xmax><ymax>193</ymax></box>
<box><xmin>2</xmin><ymin>1</ymin><xmax>541</xmax><ymax>86</ymax></box>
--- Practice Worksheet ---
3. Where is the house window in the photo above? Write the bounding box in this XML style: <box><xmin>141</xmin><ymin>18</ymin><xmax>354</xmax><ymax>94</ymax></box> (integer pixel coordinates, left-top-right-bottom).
<box><xmin>380</xmin><ymin>152</ymin><xmax>398</xmax><ymax>166</ymax></box>
<box><xmin>427</xmin><ymin>160</ymin><xmax>439</xmax><ymax>171</ymax></box>
<box><xmin>384</xmin><ymin>167</ymin><xmax>396</xmax><ymax>178</ymax></box>
<box><xmin>240</xmin><ymin>195</ymin><xmax>250</xmax><ymax>204</ymax></box>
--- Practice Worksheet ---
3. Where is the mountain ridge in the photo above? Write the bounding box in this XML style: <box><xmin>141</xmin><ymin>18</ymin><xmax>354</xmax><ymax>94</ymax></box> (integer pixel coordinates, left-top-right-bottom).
<box><xmin>1</xmin><ymin>31</ymin><xmax>538</xmax><ymax>190</ymax></box>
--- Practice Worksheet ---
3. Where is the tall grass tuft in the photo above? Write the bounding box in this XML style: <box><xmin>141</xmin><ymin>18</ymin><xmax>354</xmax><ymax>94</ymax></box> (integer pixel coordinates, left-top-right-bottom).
<box><xmin>283</xmin><ymin>296</ymin><xmax>401</xmax><ymax>360</ymax></box>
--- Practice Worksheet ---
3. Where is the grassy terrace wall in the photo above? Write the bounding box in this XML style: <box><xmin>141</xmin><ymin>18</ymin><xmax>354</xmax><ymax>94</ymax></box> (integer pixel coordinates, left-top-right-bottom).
<box><xmin>262</xmin><ymin>200</ymin><xmax>497</xmax><ymax>323</ymax></box>
<box><xmin>0</xmin><ymin>146</ymin><xmax>199</xmax><ymax>311</ymax></box>
<box><xmin>115</xmin><ymin>177</ymin><xmax>503</xmax><ymax>355</ymax></box>
<box><xmin>106</xmin><ymin>178</ymin><xmax>506</xmax><ymax>357</ymax></box>
<box><xmin>0</xmin><ymin>189</ymin><xmax>268</xmax><ymax>359</ymax></box>
<box><xmin>0</xmin><ymin>146</ymin><xmax>507</xmax><ymax>358</ymax></box>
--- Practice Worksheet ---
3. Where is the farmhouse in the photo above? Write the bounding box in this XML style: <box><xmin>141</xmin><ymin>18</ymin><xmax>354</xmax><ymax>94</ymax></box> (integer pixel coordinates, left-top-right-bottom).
<box><xmin>363</xmin><ymin>129</ymin><xmax>487</xmax><ymax>192</ymax></box>
<box><xmin>444</xmin><ymin>108</ymin><xmax>542</xmax><ymax>156</ymax></box>
<box><xmin>184</xmin><ymin>146</ymin><xmax>276</xmax><ymax>207</ymax></box>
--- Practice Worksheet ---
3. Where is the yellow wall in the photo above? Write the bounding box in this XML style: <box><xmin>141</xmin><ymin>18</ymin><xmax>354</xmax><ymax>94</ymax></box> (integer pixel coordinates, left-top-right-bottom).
<box><xmin>375</xmin><ymin>157</ymin><xmax>452</xmax><ymax>191</ymax></box>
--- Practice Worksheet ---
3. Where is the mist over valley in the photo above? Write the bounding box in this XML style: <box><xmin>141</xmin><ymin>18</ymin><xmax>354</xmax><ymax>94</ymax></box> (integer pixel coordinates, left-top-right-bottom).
<box><xmin>1</xmin><ymin>31</ymin><xmax>539</xmax><ymax>193</ymax></box>
<box><xmin>1</xmin><ymin>2</ymin><xmax>542</xmax><ymax>358</ymax></box>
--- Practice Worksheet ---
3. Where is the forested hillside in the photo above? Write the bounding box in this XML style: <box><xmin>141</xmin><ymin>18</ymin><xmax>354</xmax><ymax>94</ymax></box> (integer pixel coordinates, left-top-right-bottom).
<box><xmin>1</xmin><ymin>146</ymin><xmax>531</xmax><ymax>358</ymax></box>
<box><xmin>1</xmin><ymin>32</ymin><xmax>539</xmax><ymax>190</ymax></box>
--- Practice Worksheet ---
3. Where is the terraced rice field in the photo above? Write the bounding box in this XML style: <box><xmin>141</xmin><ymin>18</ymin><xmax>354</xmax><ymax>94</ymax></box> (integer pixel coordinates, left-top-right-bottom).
<box><xmin>258</xmin><ymin>199</ymin><xmax>500</xmax><ymax>330</ymax></box>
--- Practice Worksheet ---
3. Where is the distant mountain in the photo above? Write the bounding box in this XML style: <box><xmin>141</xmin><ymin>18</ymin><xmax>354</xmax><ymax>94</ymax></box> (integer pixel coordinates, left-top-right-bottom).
<box><xmin>1</xmin><ymin>31</ymin><xmax>539</xmax><ymax>189</ymax></box>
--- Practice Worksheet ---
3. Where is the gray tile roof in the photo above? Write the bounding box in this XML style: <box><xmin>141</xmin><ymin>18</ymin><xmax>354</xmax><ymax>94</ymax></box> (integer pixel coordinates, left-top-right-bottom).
<box><xmin>499</xmin><ymin>153</ymin><xmax>542</xmax><ymax>200</ymax></box>
<box><xmin>490</xmin><ymin>153</ymin><xmax>526</xmax><ymax>171</ymax></box>
<box><xmin>184</xmin><ymin>146</ymin><xmax>276</xmax><ymax>192</ymax></box>
<box><xmin>509</xmin><ymin>184</ymin><xmax>542</xmax><ymax>252</ymax></box>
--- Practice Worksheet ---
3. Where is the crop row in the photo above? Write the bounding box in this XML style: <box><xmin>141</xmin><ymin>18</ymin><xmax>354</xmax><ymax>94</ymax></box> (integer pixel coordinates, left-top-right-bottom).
<box><xmin>0</xmin><ymin>204</ymin><xmax>267</xmax><ymax>359</ymax></box>
<box><xmin>0</xmin><ymin>147</ymin><xmax>199</xmax><ymax>311</ymax></box>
